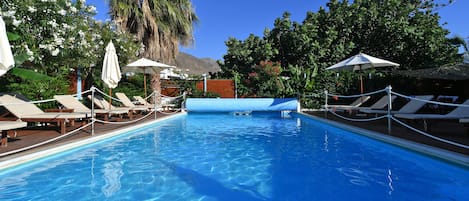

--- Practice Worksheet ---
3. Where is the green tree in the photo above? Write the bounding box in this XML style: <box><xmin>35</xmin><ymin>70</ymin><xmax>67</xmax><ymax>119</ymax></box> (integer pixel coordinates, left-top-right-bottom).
<box><xmin>219</xmin><ymin>0</ymin><xmax>460</xmax><ymax>105</ymax></box>
<box><xmin>0</xmin><ymin>0</ymin><xmax>141</xmax><ymax>101</ymax></box>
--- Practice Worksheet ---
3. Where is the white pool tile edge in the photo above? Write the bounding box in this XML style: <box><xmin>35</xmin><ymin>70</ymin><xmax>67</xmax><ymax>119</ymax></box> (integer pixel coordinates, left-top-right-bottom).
<box><xmin>0</xmin><ymin>112</ymin><xmax>187</xmax><ymax>171</ymax></box>
<box><xmin>298</xmin><ymin>112</ymin><xmax>469</xmax><ymax>168</ymax></box>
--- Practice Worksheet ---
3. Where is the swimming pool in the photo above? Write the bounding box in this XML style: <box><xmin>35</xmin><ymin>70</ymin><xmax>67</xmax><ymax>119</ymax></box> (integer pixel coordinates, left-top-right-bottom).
<box><xmin>0</xmin><ymin>112</ymin><xmax>467</xmax><ymax>200</ymax></box>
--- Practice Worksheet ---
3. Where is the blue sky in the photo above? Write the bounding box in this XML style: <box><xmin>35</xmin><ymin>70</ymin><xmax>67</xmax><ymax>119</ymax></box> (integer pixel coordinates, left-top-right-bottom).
<box><xmin>91</xmin><ymin>0</ymin><xmax>469</xmax><ymax>60</ymax></box>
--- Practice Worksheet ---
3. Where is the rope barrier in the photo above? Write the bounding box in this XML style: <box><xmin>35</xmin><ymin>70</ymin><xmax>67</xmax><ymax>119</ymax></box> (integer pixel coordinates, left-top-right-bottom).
<box><xmin>391</xmin><ymin>91</ymin><xmax>469</xmax><ymax>108</ymax></box>
<box><xmin>92</xmin><ymin>87</ymin><xmax>123</xmax><ymax>103</ymax></box>
<box><xmin>157</xmin><ymin>108</ymin><xmax>183</xmax><ymax>115</ymax></box>
<box><xmin>0</xmin><ymin>86</ymin><xmax>187</xmax><ymax>156</ymax></box>
<box><xmin>92</xmin><ymin>110</ymin><xmax>155</xmax><ymax>125</ymax></box>
<box><xmin>391</xmin><ymin>116</ymin><xmax>469</xmax><ymax>149</ymax></box>
<box><xmin>305</xmin><ymin>86</ymin><xmax>469</xmax><ymax>150</ymax></box>
<box><xmin>0</xmin><ymin>121</ymin><xmax>94</xmax><ymax>157</ymax></box>
<box><xmin>327</xmin><ymin>88</ymin><xmax>387</xmax><ymax>98</ymax></box>
<box><xmin>326</xmin><ymin>108</ymin><xmax>388</xmax><ymax>122</ymax></box>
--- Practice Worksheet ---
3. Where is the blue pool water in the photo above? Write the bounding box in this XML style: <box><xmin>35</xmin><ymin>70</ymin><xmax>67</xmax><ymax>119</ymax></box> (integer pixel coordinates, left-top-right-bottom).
<box><xmin>0</xmin><ymin>112</ymin><xmax>468</xmax><ymax>200</ymax></box>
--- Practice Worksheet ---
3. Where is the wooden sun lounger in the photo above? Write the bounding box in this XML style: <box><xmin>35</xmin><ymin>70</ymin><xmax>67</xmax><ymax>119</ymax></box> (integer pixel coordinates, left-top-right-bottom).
<box><xmin>134</xmin><ymin>95</ymin><xmax>176</xmax><ymax>111</ymax></box>
<box><xmin>87</xmin><ymin>95</ymin><xmax>133</xmax><ymax>119</ymax></box>
<box><xmin>54</xmin><ymin>95</ymin><xmax>128</xmax><ymax>121</ymax></box>
<box><xmin>0</xmin><ymin>95</ymin><xmax>87</xmax><ymax>134</ymax></box>
<box><xmin>115</xmin><ymin>93</ymin><xmax>151</xmax><ymax>111</ymax></box>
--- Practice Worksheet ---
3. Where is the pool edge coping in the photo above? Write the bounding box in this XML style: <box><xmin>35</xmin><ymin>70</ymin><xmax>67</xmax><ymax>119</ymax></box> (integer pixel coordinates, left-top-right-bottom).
<box><xmin>0</xmin><ymin>112</ymin><xmax>187</xmax><ymax>171</ymax></box>
<box><xmin>298</xmin><ymin>112</ymin><xmax>469</xmax><ymax>168</ymax></box>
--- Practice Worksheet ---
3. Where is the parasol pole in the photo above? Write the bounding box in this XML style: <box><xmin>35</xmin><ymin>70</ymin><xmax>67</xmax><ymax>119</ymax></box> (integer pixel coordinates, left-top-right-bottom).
<box><xmin>143</xmin><ymin>67</ymin><xmax>147</xmax><ymax>98</ymax></box>
<box><xmin>359</xmin><ymin>65</ymin><xmax>364</xmax><ymax>94</ymax></box>
<box><xmin>109</xmin><ymin>88</ymin><xmax>112</xmax><ymax>111</ymax></box>
<box><xmin>360</xmin><ymin>74</ymin><xmax>364</xmax><ymax>94</ymax></box>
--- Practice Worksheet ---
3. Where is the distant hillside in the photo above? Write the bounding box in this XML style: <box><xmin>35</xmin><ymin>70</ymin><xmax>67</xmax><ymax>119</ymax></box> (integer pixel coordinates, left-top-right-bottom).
<box><xmin>174</xmin><ymin>52</ymin><xmax>221</xmax><ymax>75</ymax></box>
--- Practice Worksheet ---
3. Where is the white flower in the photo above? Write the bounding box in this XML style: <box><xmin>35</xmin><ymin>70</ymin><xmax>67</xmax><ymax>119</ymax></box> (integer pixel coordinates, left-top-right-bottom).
<box><xmin>51</xmin><ymin>48</ymin><xmax>60</xmax><ymax>56</ymax></box>
<box><xmin>66</xmin><ymin>2</ymin><xmax>71</xmax><ymax>7</ymax></box>
<box><xmin>78</xmin><ymin>30</ymin><xmax>85</xmax><ymax>37</ymax></box>
<box><xmin>70</xmin><ymin>7</ymin><xmax>77</xmax><ymax>13</ymax></box>
<box><xmin>58</xmin><ymin>9</ymin><xmax>66</xmax><ymax>15</ymax></box>
<box><xmin>86</xmin><ymin>6</ymin><xmax>96</xmax><ymax>13</ymax></box>
<box><xmin>5</xmin><ymin>11</ymin><xmax>16</xmax><ymax>17</ymax></box>
<box><xmin>48</xmin><ymin>20</ymin><xmax>58</xmax><ymax>28</ymax></box>
<box><xmin>26</xmin><ymin>47</ymin><xmax>33</xmax><ymax>56</ymax></box>
<box><xmin>28</xmin><ymin>6</ymin><xmax>37</xmax><ymax>13</ymax></box>
<box><xmin>54</xmin><ymin>36</ymin><xmax>64</xmax><ymax>46</ymax></box>
<box><xmin>12</xmin><ymin>19</ymin><xmax>21</xmax><ymax>27</ymax></box>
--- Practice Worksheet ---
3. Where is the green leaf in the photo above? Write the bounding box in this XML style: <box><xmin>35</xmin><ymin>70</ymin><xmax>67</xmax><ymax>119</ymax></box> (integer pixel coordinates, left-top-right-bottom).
<box><xmin>10</xmin><ymin>68</ymin><xmax>53</xmax><ymax>81</ymax></box>
<box><xmin>14</xmin><ymin>53</ymin><xmax>29</xmax><ymax>65</ymax></box>
<box><xmin>6</xmin><ymin>32</ymin><xmax>21</xmax><ymax>41</ymax></box>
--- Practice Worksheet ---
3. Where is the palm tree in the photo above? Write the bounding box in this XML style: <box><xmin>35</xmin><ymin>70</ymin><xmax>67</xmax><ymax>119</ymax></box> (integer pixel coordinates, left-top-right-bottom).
<box><xmin>109</xmin><ymin>0</ymin><xmax>197</xmax><ymax>95</ymax></box>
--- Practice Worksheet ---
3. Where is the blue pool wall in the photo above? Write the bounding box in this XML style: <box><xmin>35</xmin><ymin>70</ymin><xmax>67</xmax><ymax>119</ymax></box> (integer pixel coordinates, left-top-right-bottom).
<box><xmin>185</xmin><ymin>98</ymin><xmax>298</xmax><ymax>112</ymax></box>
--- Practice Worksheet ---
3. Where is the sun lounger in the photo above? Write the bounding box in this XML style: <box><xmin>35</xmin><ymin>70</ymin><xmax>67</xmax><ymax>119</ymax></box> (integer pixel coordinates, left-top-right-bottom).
<box><xmin>0</xmin><ymin>94</ymin><xmax>88</xmax><ymax>134</ymax></box>
<box><xmin>360</xmin><ymin>95</ymin><xmax>434</xmax><ymax>114</ymax></box>
<box><xmin>0</xmin><ymin>121</ymin><xmax>27</xmax><ymax>147</ymax></box>
<box><xmin>334</xmin><ymin>95</ymin><xmax>396</xmax><ymax>113</ymax></box>
<box><xmin>115</xmin><ymin>93</ymin><xmax>151</xmax><ymax>111</ymax></box>
<box><xmin>54</xmin><ymin>95</ymin><xmax>128</xmax><ymax>121</ymax></box>
<box><xmin>87</xmin><ymin>95</ymin><xmax>133</xmax><ymax>119</ymax></box>
<box><xmin>395</xmin><ymin>99</ymin><xmax>469</xmax><ymax>131</ymax></box>
<box><xmin>133</xmin><ymin>96</ymin><xmax>154</xmax><ymax>106</ymax></box>
<box><xmin>133</xmin><ymin>95</ymin><xmax>174</xmax><ymax>111</ymax></box>
<box><xmin>327</xmin><ymin>96</ymin><xmax>371</xmax><ymax>110</ymax></box>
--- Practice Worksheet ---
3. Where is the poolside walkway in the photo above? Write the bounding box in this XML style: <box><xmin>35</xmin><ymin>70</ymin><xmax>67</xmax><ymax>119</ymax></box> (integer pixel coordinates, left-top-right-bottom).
<box><xmin>305</xmin><ymin>111</ymin><xmax>469</xmax><ymax>155</ymax></box>
<box><xmin>0</xmin><ymin>112</ymin><xmax>178</xmax><ymax>160</ymax></box>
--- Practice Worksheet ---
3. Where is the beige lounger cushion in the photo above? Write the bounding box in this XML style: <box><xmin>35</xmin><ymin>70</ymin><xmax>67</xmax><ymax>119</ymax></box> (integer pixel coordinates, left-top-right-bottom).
<box><xmin>115</xmin><ymin>93</ymin><xmax>149</xmax><ymax>111</ymax></box>
<box><xmin>0</xmin><ymin>95</ymin><xmax>87</xmax><ymax>119</ymax></box>
<box><xmin>55</xmin><ymin>95</ymin><xmax>127</xmax><ymax>115</ymax></box>
<box><xmin>134</xmin><ymin>95</ymin><xmax>157</xmax><ymax>108</ymax></box>
<box><xmin>87</xmin><ymin>95</ymin><xmax>130</xmax><ymax>113</ymax></box>
<box><xmin>0</xmin><ymin>121</ymin><xmax>27</xmax><ymax>130</ymax></box>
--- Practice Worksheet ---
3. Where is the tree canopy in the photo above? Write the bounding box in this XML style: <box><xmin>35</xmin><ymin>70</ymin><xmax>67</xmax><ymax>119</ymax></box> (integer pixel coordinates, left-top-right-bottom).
<box><xmin>219</xmin><ymin>0</ymin><xmax>461</xmax><ymax>101</ymax></box>
<box><xmin>0</xmin><ymin>0</ymin><xmax>142</xmax><ymax>100</ymax></box>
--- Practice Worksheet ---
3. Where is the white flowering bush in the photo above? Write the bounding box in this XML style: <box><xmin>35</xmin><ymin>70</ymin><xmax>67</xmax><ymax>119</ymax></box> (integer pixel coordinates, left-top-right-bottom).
<box><xmin>1</xmin><ymin>0</ymin><xmax>141</xmax><ymax>100</ymax></box>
